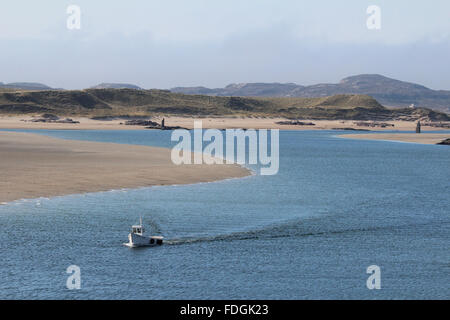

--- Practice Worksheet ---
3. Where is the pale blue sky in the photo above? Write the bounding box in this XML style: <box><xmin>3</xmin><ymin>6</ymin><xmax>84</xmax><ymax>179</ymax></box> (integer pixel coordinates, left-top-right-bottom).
<box><xmin>0</xmin><ymin>0</ymin><xmax>449</xmax><ymax>89</ymax></box>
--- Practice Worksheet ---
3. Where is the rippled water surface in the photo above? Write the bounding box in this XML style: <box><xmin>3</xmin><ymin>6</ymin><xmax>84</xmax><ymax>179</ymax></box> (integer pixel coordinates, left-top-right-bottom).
<box><xmin>0</xmin><ymin>129</ymin><xmax>449</xmax><ymax>299</ymax></box>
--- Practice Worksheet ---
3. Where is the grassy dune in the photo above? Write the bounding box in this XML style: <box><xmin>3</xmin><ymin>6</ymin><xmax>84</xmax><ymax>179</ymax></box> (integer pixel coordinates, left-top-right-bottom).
<box><xmin>0</xmin><ymin>89</ymin><xmax>448</xmax><ymax>121</ymax></box>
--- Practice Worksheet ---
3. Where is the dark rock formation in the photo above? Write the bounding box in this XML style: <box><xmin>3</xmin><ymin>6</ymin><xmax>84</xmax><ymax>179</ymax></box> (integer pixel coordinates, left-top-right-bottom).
<box><xmin>124</xmin><ymin>119</ymin><xmax>160</xmax><ymax>127</ymax></box>
<box><xmin>91</xmin><ymin>115</ymin><xmax>150</xmax><ymax>121</ymax></box>
<box><xmin>437</xmin><ymin>138</ymin><xmax>450</xmax><ymax>145</ymax></box>
<box><xmin>30</xmin><ymin>116</ymin><xmax>79</xmax><ymax>124</ymax></box>
<box><xmin>276</xmin><ymin>120</ymin><xmax>315</xmax><ymax>126</ymax></box>
<box><xmin>124</xmin><ymin>118</ymin><xmax>186</xmax><ymax>130</ymax></box>
<box><xmin>41</xmin><ymin>113</ymin><xmax>60</xmax><ymax>121</ymax></box>
<box><xmin>354</xmin><ymin>121</ymin><xmax>394</xmax><ymax>128</ymax></box>
<box><xmin>422</xmin><ymin>122</ymin><xmax>450</xmax><ymax>129</ymax></box>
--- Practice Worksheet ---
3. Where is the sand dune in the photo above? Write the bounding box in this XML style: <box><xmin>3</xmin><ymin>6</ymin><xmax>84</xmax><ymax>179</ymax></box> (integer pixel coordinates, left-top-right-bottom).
<box><xmin>0</xmin><ymin>131</ymin><xmax>250</xmax><ymax>203</ymax></box>
<box><xmin>340</xmin><ymin>133</ymin><xmax>450</xmax><ymax>145</ymax></box>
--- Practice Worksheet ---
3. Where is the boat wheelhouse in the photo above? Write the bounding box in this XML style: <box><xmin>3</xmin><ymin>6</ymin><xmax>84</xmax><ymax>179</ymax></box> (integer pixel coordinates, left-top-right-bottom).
<box><xmin>123</xmin><ymin>217</ymin><xmax>163</xmax><ymax>248</ymax></box>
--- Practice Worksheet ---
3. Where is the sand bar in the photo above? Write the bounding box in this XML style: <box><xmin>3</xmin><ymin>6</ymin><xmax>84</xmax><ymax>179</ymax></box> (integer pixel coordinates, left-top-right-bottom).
<box><xmin>0</xmin><ymin>131</ymin><xmax>250</xmax><ymax>203</ymax></box>
<box><xmin>340</xmin><ymin>133</ymin><xmax>450</xmax><ymax>145</ymax></box>
<box><xmin>1</xmin><ymin>116</ymin><xmax>449</xmax><ymax>131</ymax></box>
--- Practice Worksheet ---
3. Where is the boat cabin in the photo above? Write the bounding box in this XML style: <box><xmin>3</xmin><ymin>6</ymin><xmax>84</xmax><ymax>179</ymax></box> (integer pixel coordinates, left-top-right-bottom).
<box><xmin>131</xmin><ymin>225</ymin><xmax>144</xmax><ymax>236</ymax></box>
<box><xmin>124</xmin><ymin>217</ymin><xmax>164</xmax><ymax>248</ymax></box>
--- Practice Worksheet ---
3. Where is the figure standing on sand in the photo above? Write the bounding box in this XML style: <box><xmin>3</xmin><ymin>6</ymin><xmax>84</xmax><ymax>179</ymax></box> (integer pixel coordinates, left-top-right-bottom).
<box><xmin>416</xmin><ymin>121</ymin><xmax>421</xmax><ymax>134</ymax></box>
<box><xmin>161</xmin><ymin>118</ymin><xmax>165</xmax><ymax>129</ymax></box>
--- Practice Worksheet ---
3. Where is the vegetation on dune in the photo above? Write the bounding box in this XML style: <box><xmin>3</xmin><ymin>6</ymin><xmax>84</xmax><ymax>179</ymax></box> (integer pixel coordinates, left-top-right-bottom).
<box><xmin>0</xmin><ymin>88</ymin><xmax>448</xmax><ymax>121</ymax></box>
<box><xmin>172</xmin><ymin>74</ymin><xmax>450</xmax><ymax>114</ymax></box>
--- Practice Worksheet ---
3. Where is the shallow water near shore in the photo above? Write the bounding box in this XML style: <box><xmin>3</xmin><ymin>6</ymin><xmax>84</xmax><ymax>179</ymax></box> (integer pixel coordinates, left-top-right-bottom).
<box><xmin>0</xmin><ymin>129</ymin><xmax>449</xmax><ymax>299</ymax></box>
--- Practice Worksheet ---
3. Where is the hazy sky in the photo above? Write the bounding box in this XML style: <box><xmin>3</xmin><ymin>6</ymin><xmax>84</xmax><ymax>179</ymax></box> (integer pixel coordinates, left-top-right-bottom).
<box><xmin>1</xmin><ymin>0</ymin><xmax>449</xmax><ymax>89</ymax></box>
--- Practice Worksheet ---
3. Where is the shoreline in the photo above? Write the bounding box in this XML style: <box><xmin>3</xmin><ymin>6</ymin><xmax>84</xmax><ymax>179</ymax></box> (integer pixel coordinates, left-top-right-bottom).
<box><xmin>0</xmin><ymin>131</ymin><xmax>250</xmax><ymax>203</ymax></box>
<box><xmin>1</xmin><ymin>115</ymin><xmax>449</xmax><ymax>131</ymax></box>
<box><xmin>0</xmin><ymin>170</ymin><xmax>257</xmax><ymax>206</ymax></box>
<box><xmin>339</xmin><ymin>133</ymin><xmax>450</xmax><ymax>145</ymax></box>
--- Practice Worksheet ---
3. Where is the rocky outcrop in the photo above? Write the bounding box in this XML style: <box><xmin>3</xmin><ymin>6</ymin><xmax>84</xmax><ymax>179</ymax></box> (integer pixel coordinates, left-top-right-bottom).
<box><xmin>437</xmin><ymin>138</ymin><xmax>450</xmax><ymax>145</ymax></box>
<box><xmin>27</xmin><ymin>115</ymin><xmax>79</xmax><ymax>124</ymax></box>
<box><xmin>124</xmin><ymin>118</ymin><xmax>186</xmax><ymax>130</ymax></box>
<box><xmin>422</xmin><ymin>122</ymin><xmax>450</xmax><ymax>129</ymax></box>
<box><xmin>124</xmin><ymin>119</ymin><xmax>160</xmax><ymax>126</ymax></box>
<box><xmin>276</xmin><ymin>120</ymin><xmax>315</xmax><ymax>126</ymax></box>
<box><xmin>354</xmin><ymin>121</ymin><xmax>394</xmax><ymax>128</ymax></box>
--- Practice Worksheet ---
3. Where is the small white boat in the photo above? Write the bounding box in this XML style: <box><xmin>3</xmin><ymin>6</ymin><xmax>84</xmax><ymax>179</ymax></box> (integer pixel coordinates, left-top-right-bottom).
<box><xmin>123</xmin><ymin>217</ymin><xmax>164</xmax><ymax>248</ymax></box>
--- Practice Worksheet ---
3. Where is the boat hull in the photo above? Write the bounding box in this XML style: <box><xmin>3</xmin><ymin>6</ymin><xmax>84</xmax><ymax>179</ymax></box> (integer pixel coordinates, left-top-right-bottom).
<box><xmin>123</xmin><ymin>233</ymin><xmax>163</xmax><ymax>248</ymax></box>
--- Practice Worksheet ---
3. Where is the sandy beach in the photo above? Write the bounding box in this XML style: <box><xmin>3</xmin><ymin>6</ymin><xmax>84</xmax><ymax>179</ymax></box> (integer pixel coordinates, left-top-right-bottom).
<box><xmin>0</xmin><ymin>131</ymin><xmax>250</xmax><ymax>203</ymax></box>
<box><xmin>1</xmin><ymin>115</ymin><xmax>449</xmax><ymax>131</ymax></box>
<box><xmin>340</xmin><ymin>133</ymin><xmax>450</xmax><ymax>145</ymax></box>
<box><xmin>0</xmin><ymin>116</ymin><xmax>447</xmax><ymax>203</ymax></box>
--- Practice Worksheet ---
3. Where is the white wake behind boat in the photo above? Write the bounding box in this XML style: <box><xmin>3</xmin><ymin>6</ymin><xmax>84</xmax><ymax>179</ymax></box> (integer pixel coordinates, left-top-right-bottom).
<box><xmin>123</xmin><ymin>217</ymin><xmax>163</xmax><ymax>248</ymax></box>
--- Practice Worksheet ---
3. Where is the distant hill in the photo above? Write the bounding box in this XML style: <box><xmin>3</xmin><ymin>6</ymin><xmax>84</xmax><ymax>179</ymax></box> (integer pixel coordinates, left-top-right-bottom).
<box><xmin>90</xmin><ymin>83</ymin><xmax>142</xmax><ymax>90</ymax></box>
<box><xmin>0</xmin><ymin>88</ymin><xmax>448</xmax><ymax>121</ymax></box>
<box><xmin>0</xmin><ymin>82</ymin><xmax>55</xmax><ymax>91</ymax></box>
<box><xmin>172</xmin><ymin>83</ymin><xmax>301</xmax><ymax>97</ymax></box>
<box><xmin>171</xmin><ymin>75</ymin><xmax>450</xmax><ymax>114</ymax></box>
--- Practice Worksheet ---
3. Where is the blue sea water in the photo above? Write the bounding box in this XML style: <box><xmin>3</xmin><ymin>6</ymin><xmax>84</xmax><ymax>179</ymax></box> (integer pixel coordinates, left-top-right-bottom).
<box><xmin>0</xmin><ymin>129</ymin><xmax>449</xmax><ymax>299</ymax></box>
